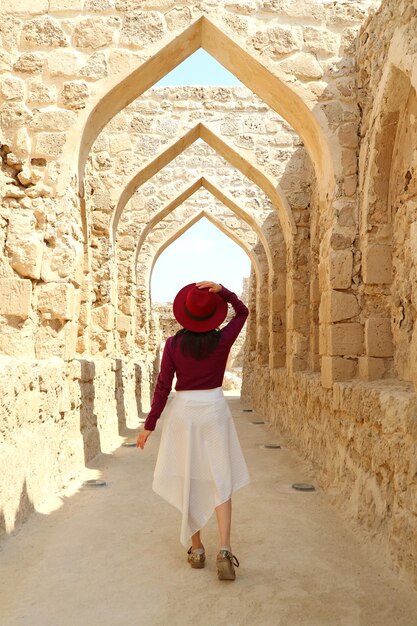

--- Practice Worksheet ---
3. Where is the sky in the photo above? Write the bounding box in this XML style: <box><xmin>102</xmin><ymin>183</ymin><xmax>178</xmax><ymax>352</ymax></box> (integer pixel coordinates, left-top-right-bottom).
<box><xmin>154</xmin><ymin>48</ymin><xmax>242</xmax><ymax>87</ymax></box>
<box><xmin>151</xmin><ymin>51</ymin><xmax>251</xmax><ymax>303</ymax></box>
<box><xmin>151</xmin><ymin>217</ymin><xmax>251</xmax><ymax>302</ymax></box>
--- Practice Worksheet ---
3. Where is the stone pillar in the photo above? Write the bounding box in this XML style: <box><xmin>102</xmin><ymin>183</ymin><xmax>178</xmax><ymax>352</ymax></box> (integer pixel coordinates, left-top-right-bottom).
<box><xmin>319</xmin><ymin>236</ymin><xmax>361</xmax><ymax>388</ymax></box>
<box><xmin>358</xmin><ymin>239</ymin><xmax>394</xmax><ymax>380</ymax></box>
<box><xmin>286</xmin><ymin>248</ymin><xmax>309</xmax><ymax>375</ymax></box>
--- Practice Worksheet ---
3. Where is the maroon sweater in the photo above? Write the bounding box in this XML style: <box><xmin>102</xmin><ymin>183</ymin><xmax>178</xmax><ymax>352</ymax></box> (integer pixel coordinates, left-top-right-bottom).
<box><xmin>144</xmin><ymin>286</ymin><xmax>249</xmax><ymax>431</ymax></box>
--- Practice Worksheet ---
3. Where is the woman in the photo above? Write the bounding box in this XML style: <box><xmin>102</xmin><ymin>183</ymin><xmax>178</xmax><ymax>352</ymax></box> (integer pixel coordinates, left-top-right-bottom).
<box><xmin>137</xmin><ymin>281</ymin><xmax>250</xmax><ymax>581</ymax></box>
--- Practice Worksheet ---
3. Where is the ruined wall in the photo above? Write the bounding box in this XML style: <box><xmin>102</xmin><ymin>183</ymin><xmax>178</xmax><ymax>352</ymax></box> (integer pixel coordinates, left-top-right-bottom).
<box><xmin>244</xmin><ymin>0</ymin><xmax>417</xmax><ymax>588</ymax></box>
<box><xmin>5</xmin><ymin>0</ymin><xmax>417</xmax><ymax>593</ymax></box>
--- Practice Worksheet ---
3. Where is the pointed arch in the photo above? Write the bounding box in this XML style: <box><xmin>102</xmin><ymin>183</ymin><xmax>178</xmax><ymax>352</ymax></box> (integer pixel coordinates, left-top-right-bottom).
<box><xmin>132</xmin><ymin>176</ymin><xmax>272</xmax><ymax>279</ymax></box>
<box><xmin>111</xmin><ymin>123</ymin><xmax>295</xmax><ymax>246</ymax></box>
<box><xmin>140</xmin><ymin>210</ymin><xmax>260</xmax><ymax>288</ymax></box>
<box><xmin>76</xmin><ymin>16</ymin><xmax>334</xmax><ymax>205</ymax></box>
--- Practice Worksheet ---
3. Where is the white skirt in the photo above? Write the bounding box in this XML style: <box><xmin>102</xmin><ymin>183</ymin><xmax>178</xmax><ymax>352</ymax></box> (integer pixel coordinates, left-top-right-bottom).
<box><xmin>152</xmin><ymin>387</ymin><xmax>250</xmax><ymax>547</ymax></box>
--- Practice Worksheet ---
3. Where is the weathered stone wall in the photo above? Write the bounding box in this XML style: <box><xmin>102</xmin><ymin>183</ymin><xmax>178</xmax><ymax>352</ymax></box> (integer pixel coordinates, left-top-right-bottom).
<box><xmin>3</xmin><ymin>0</ymin><xmax>417</xmax><ymax>594</ymax></box>
<box><xmin>0</xmin><ymin>354</ymin><xmax>139</xmax><ymax>535</ymax></box>
<box><xmin>244</xmin><ymin>0</ymin><xmax>417</xmax><ymax>589</ymax></box>
<box><xmin>244</xmin><ymin>365</ymin><xmax>417</xmax><ymax>586</ymax></box>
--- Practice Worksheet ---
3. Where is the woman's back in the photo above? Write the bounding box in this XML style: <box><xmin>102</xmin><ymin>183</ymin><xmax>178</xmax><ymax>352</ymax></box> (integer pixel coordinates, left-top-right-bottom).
<box><xmin>144</xmin><ymin>284</ymin><xmax>248</xmax><ymax>432</ymax></box>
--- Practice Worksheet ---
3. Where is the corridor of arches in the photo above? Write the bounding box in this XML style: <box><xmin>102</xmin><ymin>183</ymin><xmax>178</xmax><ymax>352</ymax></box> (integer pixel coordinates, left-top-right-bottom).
<box><xmin>1</xmin><ymin>0</ymin><xmax>417</xmax><ymax>611</ymax></box>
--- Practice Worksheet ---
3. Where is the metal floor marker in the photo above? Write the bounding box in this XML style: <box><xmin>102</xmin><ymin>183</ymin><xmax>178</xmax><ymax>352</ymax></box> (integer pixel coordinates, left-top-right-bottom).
<box><xmin>82</xmin><ymin>479</ymin><xmax>107</xmax><ymax>487</ymax></box>
<box><xmin>292</xmin><ymin>483</ymin><xmax>315</xmax><ymax>492</ymax></box>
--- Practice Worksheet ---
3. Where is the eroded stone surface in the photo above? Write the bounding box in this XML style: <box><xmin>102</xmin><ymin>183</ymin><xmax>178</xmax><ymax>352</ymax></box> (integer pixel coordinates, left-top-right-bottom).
<box><xmin>1</xmin><ymin>0</ymin><xmax>417</xmax><ymax>596</ymax></box>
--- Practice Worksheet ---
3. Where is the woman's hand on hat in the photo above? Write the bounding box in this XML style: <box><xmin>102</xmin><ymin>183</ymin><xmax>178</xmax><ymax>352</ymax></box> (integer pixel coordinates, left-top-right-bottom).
<box><xmin>196</xmin><ymin>281</ymin><xmax>222</xmax><ymax>293</ymax></box>
<box><xmin>136</xmin><ymin>429</ymin><xmax>152</xmax><ymax>449</ymax></box>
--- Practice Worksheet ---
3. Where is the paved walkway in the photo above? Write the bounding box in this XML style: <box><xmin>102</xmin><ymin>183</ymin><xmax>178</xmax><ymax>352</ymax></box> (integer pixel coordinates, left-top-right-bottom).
<box><xmin>1</xmin><ymin>397</ymin><xmax>417</xmax><ymax>626</ymax></box>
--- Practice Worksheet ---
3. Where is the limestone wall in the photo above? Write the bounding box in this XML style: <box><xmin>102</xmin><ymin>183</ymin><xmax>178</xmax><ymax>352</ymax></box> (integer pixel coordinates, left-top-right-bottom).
<box><xmin>244</xmin><ymin>364</ymin><xmax>417</xmax><ymax>586</ymax></box>
<box><xmin>0</xmin><ymin>355</ymin><xmax>139</xmax><ymax>535</ymax></box>
<box><xmin>244</xmin><ymin>0</ymin><xmax>417</xmax><ymax>589</ymax></box>
<box><xmin>3</xmin><ymin>0</ymin><xmax>417</xmax><ymax>593</ymax></box>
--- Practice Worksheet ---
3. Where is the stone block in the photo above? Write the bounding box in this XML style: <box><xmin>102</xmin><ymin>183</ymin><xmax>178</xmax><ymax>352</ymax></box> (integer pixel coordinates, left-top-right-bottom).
<box><xmin>0</xmin><ymin>76</ymin><xmax>25</xmax><ymax>101</ymax></box>
<box><xmin>120</xmin><ymin>11</ymin><xmax>164</xmax><ymax>48</ymax></box>
<box><xmin>328</xmin><ymin>323</ymin><xmax>363</xmax><ymax>356</ymax></box>
<box><xmin>109</xmin><ymin>133</ymin><xmax>132</xmax><ymax>154</ymax></box>
<box><xmin>321</xmin><ymin>289</ymin><xmax>359</xmax><ymax>323</ymax></box>
<box><xmin>7</xmin><ymin>238</ymin><xmax>43</xmax><ymax>280</ymax></box>
<box><xmin>287</xmin><ymin>304</ymin><xmax>309</xmax><ymax>331</ymax></box>
<box><xmin>73</xmin><ymin>17</ymin><xmax>115</xmax><ymax>49</ymax></box>
<box><xmin>47</xmin><ymin>49</ymin><xmax>81</xmax><ymax>77</ymax></box>
<box><xmin>287</xmin><ymin>354</ymin><xmax>307</xmax><ymax>374</ymax></box>
<box><xmin>278</xmin><ymin>52</ymin><xmax>323</xmax><ymax>80</ymax></box>
<box><xmin>319</xmin><ymin>323</ymin><xmax>327</xmax><ymax>355</ymax></box>
<box><xmin>250</xmin><ymin>25</ymin><xmax>302</xmax><ymax>58</ymax></box>
<box><xmin>269</xmin><ymin>351</ymin><xmax>286</xmax><ymax>369</ymax></box>
<box><xmin>0</xmin><ymin>50</ymin><xmax>12</xmax><ymax>71</ymax></box>
<box><xmin>303</xmin><ymin>27</ymin><xmax>339</xmax><ymax>57</ymax></box>
<box><xmin>286</xmin><ymin>278</ymin><xmax>307</xmax><ymax>305</ymax></box>
<box><xmin>321</xmin><ymin>355</ymin><xmax>356</xmax><ymax>388</ymax></box>
<box><xmin>33</xmin><ymin>132</ymin><xmax>66</xmax><ymax>158</ymax></box>
<box><xmin>271</xmin><ymin>288</ymin><xmax>285</xmax><ymax>313</ymax></box>
<box><xmin>0</xmin><ymin>102</ymin><xmax>32</xmax><ymax>128</ymax></box>
<box><xmin>344</xmin><ymin>175</ymin><xmax>358</xmax><ymax>197</ymax></box>
<box><xmin>21</xmin><ymin>16</ymin><xmax>68</xmax><ymax>48</ymax></box>
<box><xmin>310</xmin><ymin>276</ymin><xmax>320</xmax><ymax>305</ymax></box>
<box><xmin>28</xmin><ymin>81</ymin><xmax>57</xmax><ymax>105</ymax></box>
<box><xmin>341</xmin><ymin>148</ymin><xmax>357</xmax><ymax>176</ymax></box>
<box><xmin>338</xmin><ymin>122</ymin><xmax>359</xmax><ymax>149</ymax></box>
<box><xmin>119</xmin><ymin>295</ymin><xmax>134</xmax><ymax>316</ymax></box>
<box><xmin>117</xmin><ymin>314</ymin><xmax>131</xmax><ymax>333</ymax></box>
<box><xmin>30</xmin><ymin>109</ymin><xmax>77</xmax><ymax>131</ymax></box>
<box><xmin>165</xmin><ymin>7</ymin><xmax>192</xmax><ymax>30</ymax></box>
<box><xmin>365</xmin><ymin>317</ymin><xmax>393</xmax><ymax>358</ymax></box>
<box><xmin>0</xmin><ymin>278</ymin><xmax>32</xmax><ymax>319</ymax></box>
<box><xmin>329</xmin><ymin>249</ymin><xmax>353</xmax><ymax>289</ymax></box>
<box><xmin>91</xmin><ymin>304</ymin><xmax>114</xmax><ymax>331</ymax></box>
<box><xmin>363</xmin><ymin>244</ymin><xmax>392</xmax><ymax>284</ymax></box>
<box><xmin>60</xmin><ymin>81</ymin><xmax>89</xmax><ymax>110</ymax></box>
<box><xmin>37</xmin><ymin>283</ymin><xmax>75</xmax><ymax>321</ymax></box>
<box><xmin>80</xmin><ymin>52</ymin><xmax>107</xmax><ymax>80</ymax></box>
<box><xmin>85</xmin><ymin>0</ymin><xmax>115</xmax><ymax>10</ymax></box>
<box><xmin>358</xmin><ymin>356</ymin><xmax>386</xmax><ymax>381</ymax></box>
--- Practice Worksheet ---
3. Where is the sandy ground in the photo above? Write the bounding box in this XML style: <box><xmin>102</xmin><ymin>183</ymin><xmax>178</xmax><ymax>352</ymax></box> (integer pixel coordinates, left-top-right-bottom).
<box><xmin>1</xmin><ymin>396</ymin><xmax>417</xmax><ymax>626</ymax></box>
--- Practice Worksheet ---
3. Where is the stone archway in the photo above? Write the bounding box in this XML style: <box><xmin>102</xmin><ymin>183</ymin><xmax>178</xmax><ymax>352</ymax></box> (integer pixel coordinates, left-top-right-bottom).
<box><xmin>358</xmin><ymin>61</ymin><xmax>416</xmax><ymax>384</ymax></box>
<box><xmin>110</xmin><ymin>123</ymin><xmax>296</xmax><ymax>246</ymax></box>
<box><xmin>76</xmin><ymin>15</ymin><xmax>335</xmax><ymax>204</ymax></box>
<box><xmin>75</xmin><ymin>16</ymin><xmax>336</xmax><ymax>369</ymax></box>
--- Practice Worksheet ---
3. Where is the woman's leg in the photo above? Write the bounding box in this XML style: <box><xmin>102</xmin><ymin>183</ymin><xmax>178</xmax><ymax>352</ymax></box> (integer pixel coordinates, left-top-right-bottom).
<box><xmin>215</xmin><ymin>498</ymin><xmax>232</xmax><ymax>549</ymax></box>
<box><xmin>191</xmin><ymin>530</ymin><xmax>204</xmax><ymax>550</ymax></box>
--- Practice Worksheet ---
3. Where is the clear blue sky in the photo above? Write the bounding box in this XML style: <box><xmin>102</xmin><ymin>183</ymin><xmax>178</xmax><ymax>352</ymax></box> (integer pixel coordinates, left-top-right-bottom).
<box><xmin>151</xmin><ymin>53</ymin><xmax>250</xmax><ymax>303</ymax></box>
<box><xmin>154</xmin><ymin>49</ymin><xmax>242</xmax><ymax>87</ymax></box>
<box><xmin>151</xmin><ymin>218</ymin><xmax>251</xmax><ymax>302</ymax></box>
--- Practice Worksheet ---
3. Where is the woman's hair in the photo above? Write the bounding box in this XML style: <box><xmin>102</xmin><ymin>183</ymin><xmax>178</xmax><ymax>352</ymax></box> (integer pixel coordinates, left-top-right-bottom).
<box><xmin>173</xmin><ymin>328</ymin><xmax>220</xmax><ymax>360</ymax></box>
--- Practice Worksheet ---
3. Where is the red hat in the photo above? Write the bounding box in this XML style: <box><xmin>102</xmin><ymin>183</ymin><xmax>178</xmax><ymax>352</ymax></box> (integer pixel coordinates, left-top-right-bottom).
<box><xmin>173</xmin><ymin>283</ymin><xmax>228</xmax><ymax>332</ymax></box>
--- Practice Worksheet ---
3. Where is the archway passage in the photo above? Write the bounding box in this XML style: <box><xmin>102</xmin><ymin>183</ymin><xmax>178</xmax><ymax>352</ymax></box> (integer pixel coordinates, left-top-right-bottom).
<box><xmin>77</xmin><ymin>16</ymin><xmax>334</xmax><ymax>205</ymax></box>
<box><xmin>133</xmin><ymin>177</ymin><xmax>273</xmax><ymax>276</ymax></box>
<box><xmin>133</xmin><ymin>201</ymin><xmax>261</xmax><ymax>410</ymax></box>
<box><xmin>111</xmin><ymin>123</ymin><xmax>296</xmax><ymax>247</ymax></box>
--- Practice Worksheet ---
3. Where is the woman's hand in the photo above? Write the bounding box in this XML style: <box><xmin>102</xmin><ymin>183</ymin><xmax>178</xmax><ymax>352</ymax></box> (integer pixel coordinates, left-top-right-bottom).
<box><xmin>196</xmin><ymin>281</ymin><xmax>222</xmax><ymax>293</ymax></box>
<box><xmin>136</xmin><ymin>429</ymin><xmax>152</xmax><ymax>449</ymax></box>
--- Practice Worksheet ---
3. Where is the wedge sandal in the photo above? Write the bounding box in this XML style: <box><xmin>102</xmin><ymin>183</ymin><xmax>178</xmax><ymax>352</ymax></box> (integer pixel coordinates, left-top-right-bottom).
<box><xmin>216</xmin><ymin>549</ymin><xmax>240</xmax><ymax>581</ymax></box>
<box><xmin>187</xmin><ymin>546</ymin><xmax>206</xmax><ymax>569</ymax></box>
